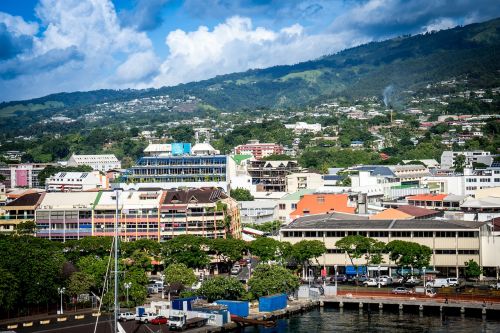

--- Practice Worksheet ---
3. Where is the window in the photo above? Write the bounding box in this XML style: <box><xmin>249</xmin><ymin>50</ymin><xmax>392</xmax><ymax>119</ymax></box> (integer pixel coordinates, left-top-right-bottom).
<box><xmin>413</xmin><ymin>231</ymin><xmax>433</xmax><ymax>237</ymax></box>
<box><xmin>391</xmin><ymin>231</ymin><xmax>411</xmax><ymax>238</ymax></box>
<box><xmin>436</xmin><ymin>231</ymin><xmax>455</xmax><ymax>237</ymax></box>
<box><xmin>291</xmin><ymin>203</ymin><xmax>297</xmax><ymax>209</ymax></box>
<box><xmin>317</xmin><ymin>196</ymin><xmax>325</xmax><ymax>203</ymax></box>
<box><xmin>370</xmin><ymin>231</ymin><xmax>389</xmax><ymax>238</ymax></box>
<box><xmin>282</xmin><ymin>231</ymin><xmax>302</xmax><ymax>237</ymax></box>
<box><xmin>435</xmin><ymin>249</ymin><xmax>456</xmax><ymax>255</ymax></box>
<box><xmin>457</xmin><ymin>249</ymin><xmax>479</xmax><ymax>255</ymax></box>
<box><xmin>278</xmin><ymin>204</ymin><xmax>286</xmax><ymax>210</ymax></box>
<box><xmin>326</xmin><ymin>231</ymin><xmax>345</xmax><ymax>237</ymax></box>
<box><xmin>458</xmin><ymin>231</ymin><xmax>478</xmax><ymax>238</ymax></box>
<box><xmin>327</xmin><ymin>249</ymin><xmax>344</xmax><ymax>254</ymax></box>
<box><xmin>305</xmin><ymin>231</ymin><xmax>318</xmax><ymax>237</ymax></box>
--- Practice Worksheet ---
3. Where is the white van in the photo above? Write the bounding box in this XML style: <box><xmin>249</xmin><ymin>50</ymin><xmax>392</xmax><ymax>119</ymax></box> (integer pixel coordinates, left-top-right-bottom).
<box><xmin>426</xmin><ymin>278</ymin><xmax>456</xmax><ymax>288</ymax></box>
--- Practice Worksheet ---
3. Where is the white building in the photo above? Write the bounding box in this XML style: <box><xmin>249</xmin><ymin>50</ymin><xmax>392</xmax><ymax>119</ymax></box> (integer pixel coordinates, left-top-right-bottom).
<box><xmin>191</xmin><ymin>143</ymin><xmax>220</xmax><ymax>156</ymax></box>
<box><xmin>441</xmin><ymin>151</ymin><xmax>493</xmax><ymax>169</ymax></box>
<box><xmin>286</xmin><ymin>172</ymin><xmax>324</xmax><ymax>193</ymax></box>
<box><xmin>46</xmin><ymin>171</ymin><xmax>108</xmax><ymax>192</ymax></box>
<box><xmin>67</xmin><ymin>154</ymin><xmax>121</xmax><ymax>172</ymax></box>
<box><xmin>284</xmin><ymin>122</ymin><xmax>322</xmax><ymax>134</ymax></box>
<box><xmin>239</xmin><ymin>200</ymin><xmax>278</xmax><ymax>224</ymax></box>
<box><xmin>144</xmin><ymin>144</ymin><xmax>172</xmax><ymax>157</ymax></box>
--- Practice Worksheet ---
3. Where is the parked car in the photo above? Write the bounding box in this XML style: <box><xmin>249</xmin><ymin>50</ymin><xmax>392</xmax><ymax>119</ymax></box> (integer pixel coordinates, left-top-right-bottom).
<box><xmin>331</xmin><ymin>274</ymin><xmax>348</xmax><ymax>283</ymax></box>
<box><xmin>118</xmin><ymin>312</ymin><xmax>135</xmax><ymax>321</ymax></box>
<box><xmin>447</xmin><ymin>278</ymin><xmax>459</xmax><ymax>286</ymax></box>
<box><xmin>490</xmin><ymin>282</ymin><xmax>500</xmax><ymax>290</ymax></box>
<box><xmin>426</xmin><ymin>278</ymin><xmax>456</xmax><ymax>288</ymax></box>
<box><xmin>379</xmin><ymin>276</ymin><xmax>393</xmax><ymax>286</ymax></box>
<box><xmin>238</xmin><ymin>259</ymin><xmax>248</xmax><ymax>267</ymax></box>
<box><xmin>392</xmin><ymin>276</ymin><xmax>404</xmax><ymax>284</ymax></box>
<box><xmin>231</xmin><ymin>265</ymin><xmax>241</xmax><ymax>275</ymax></box>
<box><xmin>151</xmin><ymin>316</ymin><xmax>169</xmax><ymax>325</ymax></box>
<box><xmin>136</xmin><ymin>312</ymin><xmax>156</xmax><ymax>323</ymax></box>
<box><xmin>404</xmin><ymin>277</ymin><xmax>421</xmax><ymax>285</ymax></box>
<box><xmin>363</xmin><ymin>278</ymin><xmax>378</xmax><ymax>287</ymax></box>
<box><xmin>392</xmin><ymin>287</ymin><xmax>412</xmax><ymax>294</ymax></box>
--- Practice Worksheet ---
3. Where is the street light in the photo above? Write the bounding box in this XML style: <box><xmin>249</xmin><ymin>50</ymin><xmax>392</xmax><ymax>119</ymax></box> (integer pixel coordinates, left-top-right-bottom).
<box><xmin>124</xmin><ymin>282</ymin><xmax>132</xmax><ymax>306</ymax></box>
<box><xmin>159</xmin><ymin>273</ymin><xmax>165</xmax><ymax>299</ymax></box>
<box><xmin>334</xmin><ymin>264</ymin><xmax>338</xmax><ymax>293</ymax></box>
<box><xmin>58</xmin><ymin>287</ymin><xmax>65</xmax><ymax>314</ymax></box>
<box><xmin>377</xmin><ymin>265</ymin><xmax>381</xmax><ymax>289</ymax></box>
<box><xmin>422</xmin><ymin>267</ymin><xmax>426</xmax><ymax>286</ymax></box>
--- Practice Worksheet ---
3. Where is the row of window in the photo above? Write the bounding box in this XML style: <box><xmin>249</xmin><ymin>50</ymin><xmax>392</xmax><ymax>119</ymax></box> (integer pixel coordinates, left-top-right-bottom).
<box><xmin>324</xmin><ymin>249</ymin><xmax>479</xmax><ymax>255</ymax></box>
<box><xmin>283</xmin><ymin>231</ymin><xmax>479</xmax><ymax>238</ymax></box>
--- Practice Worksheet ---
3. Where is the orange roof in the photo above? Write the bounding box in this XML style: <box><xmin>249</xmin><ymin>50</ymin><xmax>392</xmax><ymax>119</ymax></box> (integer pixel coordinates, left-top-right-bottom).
<box><xmin>369</xmin><ymin>208</ymin><xmax>414</xmax><ymax>220</ymax></box>
<box><xmin>290</xmin><ymin>194</ymin><xmax>355</xmax><ymax>219</ymax></box>
<box><xmin>407</xmin><ymin>194</ymin><xmax>447</xmax><ymax>201</ymax></box>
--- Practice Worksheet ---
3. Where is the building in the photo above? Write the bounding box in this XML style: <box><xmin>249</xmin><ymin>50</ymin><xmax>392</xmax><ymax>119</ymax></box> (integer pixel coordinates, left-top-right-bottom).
<box><xmin>284</xmin><ymin>122</ymin><xmax>322</xmax><ymax>134</ymax></box>
<box><xmin>92</xmin><ymin>190</ymin><xmax>162</xmax><ymax>241</ymax></box>
<box><xmin>369</xmin><ymin>208</ymin><xmax>413</xmax><ymax>220</ymax></box>
<box><xmin>423</xmin><ymin>167</ymin><xmax>500</xmax><ymax>196</ymax></box>
<box><xmin>276</xmin><ymin>189</ymin><xmax>316</xmax><ymax>223</ymax></box>
<box><xmin>144</xmin><ymin>144</ymin><xmax>172</xmax><ymax>157</ymax></box>
<box><xmin>290</xmin><ymin>193</ymin><xmax>356</xmax><ymax>220</ymax></box>
<box><xmin>461</xmin><ymin>196</ymin><xmax>500</xmax><ymax>222</ymax></box>
<box><xmin>67</xmin><ymin>154</ymin><xmax>121</xmax><ymax>172</ymax></box>
<box><xmin>0</xmin><ymin>163</ymin><xmax>54</xmax><ymax>188</ymax></box>
<box><xmin>234</xmin><ymin>140</ymin><xmax>284</xmax><ymax>160</ymax></box>
<box><xmin>440</xmin><ymin>151</ymin><xmax>493</xmax><ymax>169</ymax></box>
<box><xmin>285</xmin><ymin>172</ymin><xmax>323</xmax><ymax>193</ymax></box>
<box><xmin>46</xmin><ymin>171</ymin><xmax>108</xmax><ymax>192</ymax></box>
<box><xmin>127</xmin><ymin>155</ymin><xmax>229</xmax><ymax>191</ymax></box>
<box><xmin>159</xmin><ymin>188</ymin><xmax>241</xmax><ymax>240</ymax></box>
<box><xmin>387</xmin><ymin>164</ymin><xmax>431</xmax><ymax>186</ymax></box>
<box><xmin>395</xmin><ymin>205</ymin><xmax>442</xmax><ymax>220</ymax></box>
<box><xmin>280</xmin><ymin>215</ymin><xmax>487</xmax><ymax>277</ymax></box>
<box><xmin>36</xmin><ymin>192</ymin><xmax>98</xmax><ymax>241</ymax></box>
<box><xmin>3</xmin><ymin>151</ymin><xmax>24</xmax><ymax>162</ymax></box>
<box><xmin>2</xmin><ymin>192</ymin><xmax>44</xmax><ymax>234</ymax></box>
<box><xmin>247</xmin><ymin>160</ymin><xmax>302</xmax><ymax>192</ymax></box>
<box><xmin>239</xmin><ymin>200</ymin><xmax>278</xmax><ymax>224</ymax></box>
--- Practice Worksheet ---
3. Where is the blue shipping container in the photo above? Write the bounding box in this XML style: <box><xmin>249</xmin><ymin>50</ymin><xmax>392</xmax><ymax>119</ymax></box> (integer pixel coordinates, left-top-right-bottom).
<box><xmin>215</xmin><ymin>300</ymin><xmax>249</xmax><ymax>317</ymax></box>
<box><xmin>258</xmin><ymin>294</ymin><xmax>287</xmax><ymax>312</ymax></box>
<box><xmin>172</xmin><ymin>297</ymin><xmax>198</xmax><ymax>311</ymax></box>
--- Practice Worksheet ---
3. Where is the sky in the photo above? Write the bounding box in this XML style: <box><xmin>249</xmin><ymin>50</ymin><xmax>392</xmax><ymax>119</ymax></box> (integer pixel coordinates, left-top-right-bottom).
<box><xmin>0</xmin><ymin>0</ymin><xmax>499</xmax><ymax>102</ymax></box>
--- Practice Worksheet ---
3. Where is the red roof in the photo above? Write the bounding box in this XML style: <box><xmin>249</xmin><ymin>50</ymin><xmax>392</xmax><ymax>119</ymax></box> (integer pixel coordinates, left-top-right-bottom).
<box><xmin>290</xmin><ymin>194</ymin><xmax>355</xmax><ymax>219</ymax></box>
<box><xmin>407</xmin><ymin>194</ymin><xmax>447</xmax><ymax>201</ymax></box>
<box><xmin>396</xmin><ymin>205</ymin><xmax>440</xmax><ymax>218</ymax></box>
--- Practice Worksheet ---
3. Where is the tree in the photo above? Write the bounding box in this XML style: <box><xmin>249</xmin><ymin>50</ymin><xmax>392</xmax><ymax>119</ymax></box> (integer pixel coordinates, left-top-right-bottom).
<box><xmin>76</xmin><ymin>255</ymin><xmax>110</xmax><ymax>292</ymax></box>
<box><xmin>208</xmin><ymin>238</ymin><xmax>247</xmax><ymax>262</ymax></box>
<box><xmin>453</xmin><ymin>154</ymin><xmax>467</xmax><ymax>173</ymax></box>
<box><xmin>164</xmin><ymin>263</ymin><xmax>197</xmax><ymax>287</ymax></box>
<box><xmin>15</xmin><ymin>220</ymin><xmax>37</xmax><ymax>236</ymax></box>
<box><xmin>198</xmin><ymin>276</ymin><xmax>245</xmax><ymax>302</ymax></box>
<box><xmin>464</xmin><ymin>259</ymin><xmax>482</xmax><ymax>279</ymax></box>
<box><xmin>248</xmin><ymin>220</ymin><xmax>282</xmax><ymax>234</ymax></box>
<box><xmin>0</xmin><ymin>268</ymin><xmax>18</xmax><ymax>313</ymax></box>
<box><xmin>230</xmin><ymin>188</ymin><xmax>254</xmax><ymax>201</ymax></box>
<box><xmin>161</xmin><ymin>235</ymin><xmax>210</xmax><ymax>268</ymax></box>
<box><xmin>248</xmin><ymin>264</ymin><xmax>300</xmax><ymax>299</ymax></box>
<box><xmin>290</xmin><ymin>240</ymin><xmax>327</xmax><ymax>278</ymax></box>
<box><xmin>250</xmin><ymin>238</ymin><xmax>292</xmax><ymax>263</ymax></box>
<box><xmin>67</xmin><ymin>271</ymin><xmax>95</xmax><ymax>299</ymax></box>
<box><xmin>385</xmin><ymin>240</ymin><xmax>432</xmax><ymax>270</ymax></box>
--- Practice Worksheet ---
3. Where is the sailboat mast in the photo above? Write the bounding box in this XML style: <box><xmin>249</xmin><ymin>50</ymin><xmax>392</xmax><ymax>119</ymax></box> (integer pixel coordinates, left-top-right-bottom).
<box><xmin>114</xmin><ymin>189</ymin><xmax>119</xmax><ymax>333</ymax></box>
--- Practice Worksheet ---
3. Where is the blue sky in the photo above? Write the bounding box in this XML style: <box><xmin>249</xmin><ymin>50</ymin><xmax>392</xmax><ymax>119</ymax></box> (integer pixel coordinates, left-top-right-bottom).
<box><xmin>0</xmin><ymin>0</ymin><xmax>499</xmax><ymax>102</ymax></box>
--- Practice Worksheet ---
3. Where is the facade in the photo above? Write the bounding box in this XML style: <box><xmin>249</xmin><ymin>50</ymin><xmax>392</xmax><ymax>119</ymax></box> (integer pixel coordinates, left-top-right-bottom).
<box><xmin>159</xmin><ymin>188</ymin><xmax>241</xmax><ymax>240</ymax></box>
<box><xmin>67</xmin><ymin>154</ymin><xmax>121</xmax><ymax>172</ymax></box>
<box><xmin>247</xmin><ymin>160</ymin><xmax>302</xmax><ymax>192</ymax></box>
<box><xmin>286</xmin><ymin>172</ymin><xmax>323</xmax><ymax>193</ymax></box>
<box><xmin>461</xmin><ymin>196</ymin><xmax>500</xmax><ymax>222</ymax></box>
<box><xmin>441</xmin><ymin>151</ymin><xmax>493</xmax><ymax>169</ymax></box>
<box><xmin>46</xmin><ymin>171</ymin><xmax>108</xmax><ymax>192</ymax></box>
<box><xmin>144</xmin><ymin>144</ymin><xmax>172</xmax><ymax>157</ymax></box>
<box><xmin>387</xmin><ymin>164</ymin><xmax>430</xmax><ymax>186</ymax></box>
<box><xmin>0</xmin><ymin>163</ymin><xmax>54</xmax><ymax>189</ymax></box>
<box><xmin>239</xmin><ymin>200</ymin><xmax>278</xmax><ymax>224</ymax></box>
<box><xmin>290</xmin><ymin>193</ymin><xmax>356</xmax><ymax>220</ymax></box>
<box><xmin>36</xmin><ymin>192</ymin><xmax>97</xmax><ymax>241</ymax></box>
<box><xmin>284</xmin><ymin>122</ymin><xmax>322</xmax><ymax>134</ymax></box>
<box><xmin>234</xmin><ymin>140</ymin><xmax>284</xmax><ymax>160</ymax></box>
<box><xmin>127</xmin><ymin>155</ymin><xmax>228</xmax><ymax>190</ymax></box>
<box><xmin>33</xmin><ymin>188</ymin><xmax>241</xmax><ymax>242</ymax></box>
<box><xmin>2</xmin><ymin>192</ymin><xmax>44</xmax><ymax>234</ymax></box>
<box><xmin>276</xmin><ymin>189</ymin><xmax>315</xmax><ymax>223</ymax></box>
<box><xmin>280</xmin><ymin>215</ymin><xmax>487</xmax><ymax>277</ymax></box>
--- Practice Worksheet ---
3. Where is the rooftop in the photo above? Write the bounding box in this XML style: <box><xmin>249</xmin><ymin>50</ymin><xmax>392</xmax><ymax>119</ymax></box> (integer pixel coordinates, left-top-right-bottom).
<box><xmin>369</xmin><ymin>208</ymin><xmax>413</xmax><ymax>220</ymax></box>
<box><xmin>283</xmin><ymin>215</ymin><xmax>483</xmax><ymax>230</ymax></box>
<box><xmin>407</xmin><ymin>194</ymin><xmax>448</xmax><ymax>201</ymax></box>
<box><xmin>5</xmin><ymin>192</ymin><xmax>44</xmax><ymax>208</ymax></box>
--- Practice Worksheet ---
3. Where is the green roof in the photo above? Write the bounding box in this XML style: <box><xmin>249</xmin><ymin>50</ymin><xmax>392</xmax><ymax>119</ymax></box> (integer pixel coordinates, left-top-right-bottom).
<box><xmin>280</xmin><ymin>189</ymin><xmax>315</xmax><ymax>201</ymax></box>
<box><xmin>92</xmin><ymin>191</ymin><xmax>103</xmax><ymax>207</ymax></box>
<box><xmin>231</xmin><ymin>154</ymin><xmax>253</xmax><ymax>165</ymax></box>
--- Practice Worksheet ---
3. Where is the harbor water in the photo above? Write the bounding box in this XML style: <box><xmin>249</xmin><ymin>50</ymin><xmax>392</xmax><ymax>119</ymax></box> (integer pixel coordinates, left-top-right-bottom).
<box><xmin>238</xmin><ymin>307</ymin><xmax>500</xmax><ymax>332</ymax></box>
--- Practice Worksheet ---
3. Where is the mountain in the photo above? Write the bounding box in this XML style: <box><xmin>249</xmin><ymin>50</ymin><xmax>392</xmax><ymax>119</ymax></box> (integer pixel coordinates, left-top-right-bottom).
<box><xmin>1</xmin><ymin>18</ymin><xmax>499</xmax><ymax>120</ymax></box>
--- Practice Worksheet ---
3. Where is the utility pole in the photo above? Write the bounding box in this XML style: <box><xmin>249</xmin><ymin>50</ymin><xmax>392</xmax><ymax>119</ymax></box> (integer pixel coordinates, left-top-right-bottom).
<box><xmin>114</xmin><ymin>189</ymin><xmax>120</xmax><ymax>333</ymax></box>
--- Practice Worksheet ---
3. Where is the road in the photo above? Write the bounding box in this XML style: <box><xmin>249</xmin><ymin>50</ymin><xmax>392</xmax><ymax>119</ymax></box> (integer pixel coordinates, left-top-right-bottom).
<box><xmin>234</xmin><ymin>257</ymin><xmax>259</xmax><ymax>281</ymax></box>
<box><xmin>12</xmin><ymin>315</ymin><xmax>216</xmax><ymax>333</ymax></box>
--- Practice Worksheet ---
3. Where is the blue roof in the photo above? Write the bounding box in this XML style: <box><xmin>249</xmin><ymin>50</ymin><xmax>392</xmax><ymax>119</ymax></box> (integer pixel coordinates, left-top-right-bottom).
<box><xmin>354</xmin><ymin>165</ymin><xmax>396</xmax><ymax>177</ymax></box>
<box><xmin>323</xmin><ymin>175</ymin><xmax>342</xmax><ymax>181</ymax></box>
<box><xmin>351</xmin><ymin>140</ymin><xmax>364</xmax><ymax>144</ymax></box>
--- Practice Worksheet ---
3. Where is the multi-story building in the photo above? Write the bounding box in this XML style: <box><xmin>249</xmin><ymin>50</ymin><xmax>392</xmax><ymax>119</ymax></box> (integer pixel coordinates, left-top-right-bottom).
<box><xmin>92</xmin><ymin>190</ymin><xmax>162</xmax><ymax>241</ymax></box>
<box><xmin>284</xmin><ymin>122</ymin><xmax>322</xmax><ymax>134</ymax></box>
<box><xmin>2</xmin><ymin>192</ymin><xmax>44</xmax><ymax>234</ymax></box>
<box><xmin>387</xmin><ymin>164</ymin><xmax>431</xmax><ymax>186</ymax></box>
<box><xmin>280</xmin><ymin>215</ymin><xmax>488</xmax><ymax>278</ymax></box>
<box><xmin>441</xmin><ymin>150</ymin><xmax>493</xmax><ymax>169</ymax></box>
<box><xmin>422</xmin><ymin>167</ymin><xmax>500</xmax><ymax>196</ymax></box>
<box><xmin>247</xmin><ymin>160</ymin><xmax>302</xmax><ymax>192</ymax></box>
<box><xmin>286</xmin><ymin>172</ymin><xmax>323</xmax><ymax>193</ymax></box>
<box><xmin>239</xmin><ymin>200</ymin><xmax>278</xmax><ymax>224</ymax></box>
<box><xmin>159</xmin><ymin>188</ymin><xmax>241</xmax><ymax>240</ymax></box>
<box><xmin>276</xmin><ymin>189</ymin><xmax>315</xmax><ymax>223</ymax></box>
<box><xmin>289</xmin><ymin>193</ymin><xmax>356</xmax><ymax>220</ymax></box>
<box><xmin>67</xmin><ymin>154</ymin><xmax>121</xmax><ymax>172</ymax></box>
<box><xmin>234</xmin><ymin>140</ymin><xmax>284</xmax><ymax>160</ymax></box>
<box><xmin>46</xmin><ymin>171</ymin><xmax>109</xmax><ymax>192</ymax></box>
<box><xmin>0</xmin><ymin>163</ymin><xmax>55</xmax><ymax>188</ymax></box>
<box><xmin>36</xmin><ymin>192</ymin><xmax>97</xmax><ymax>241</ymax></box>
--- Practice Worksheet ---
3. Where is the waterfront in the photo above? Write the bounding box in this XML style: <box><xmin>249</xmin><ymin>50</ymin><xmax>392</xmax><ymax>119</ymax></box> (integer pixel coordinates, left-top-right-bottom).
<box><xmin>239</xmin><ymin>307</ymin><xmax>500</xmax><ymax>333</ymax></box>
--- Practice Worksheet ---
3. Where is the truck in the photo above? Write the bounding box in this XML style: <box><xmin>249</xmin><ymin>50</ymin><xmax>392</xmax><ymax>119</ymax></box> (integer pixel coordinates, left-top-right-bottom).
<box><xmin>426</xmin><ymin>278</ymin><xmax>456</xmax><ymax>288</ymax></box>
<box><xmin>169</xmin><ymin>314</ymin><xmax>208</xmax><ymax>331</ymax></box>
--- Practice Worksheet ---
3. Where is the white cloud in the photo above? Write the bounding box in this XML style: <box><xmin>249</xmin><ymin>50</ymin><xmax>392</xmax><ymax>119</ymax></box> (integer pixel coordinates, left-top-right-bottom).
<box><xmin>114</xmin><ymin>51</ymin><xmax>160</xmax><ymax>84</ymax></box>
<box><xmin>422</xmin><ymin>18</ymin><xmax>457</xmax><ymax>33</ymax></box>
<box><xmin>152</xmin><ymin>16</ymin><xmax>365</xmax><ymax>87</ymax></box>
<box><xmin>0</xmin><ymin>12</ymin><xmax>39</xmax><ymax>36</ymax></box>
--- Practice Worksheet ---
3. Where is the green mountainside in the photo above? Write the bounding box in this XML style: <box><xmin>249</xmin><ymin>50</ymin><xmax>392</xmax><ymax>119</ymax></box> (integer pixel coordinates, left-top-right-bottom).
<box><xmin>1</xmin><ymin>17</ymin><xmax>499</xmax><ymax>118</ymax></box>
